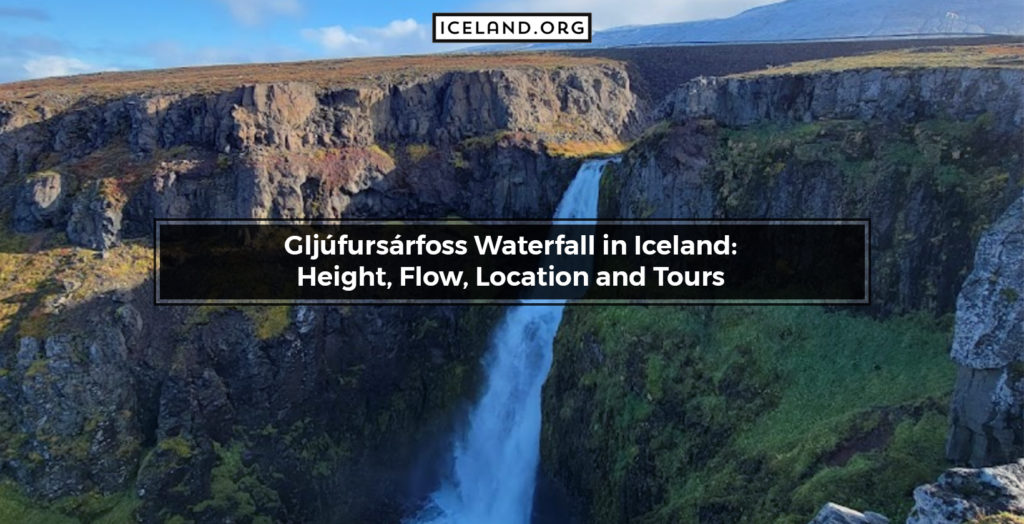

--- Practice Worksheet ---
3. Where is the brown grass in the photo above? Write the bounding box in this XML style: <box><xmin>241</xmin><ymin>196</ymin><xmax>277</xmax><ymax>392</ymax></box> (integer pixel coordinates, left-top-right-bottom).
<box><xmin>0</xmin><ymin>228</ymin><xmax>150</xmax><ymax>338</ymax></box>
<box><xmin>544</xmin><ymin>139</ymin><xmax>629</xmax><ymax>158</ymax></box>
<box><xmin>0</xmin><ymin>53</ymin><xmax>616</xmax><ymax>104</ymax></box>
<box><xmin>970</xmin><ymin>514</ymin><xmax>1024</xmax><ymax>524</ymax></box>
<box><xmin>736</xmin><ymin>43</ymin><xmax>1024</xmax><ymax>77</ymax></box>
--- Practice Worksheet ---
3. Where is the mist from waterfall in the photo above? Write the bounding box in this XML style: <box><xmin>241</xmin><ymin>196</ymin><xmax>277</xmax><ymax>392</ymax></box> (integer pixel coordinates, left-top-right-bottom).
<box><xmin>412</xmin><ymin>158</ymin><xmax>612</xmax><ymax>524</ymax></box>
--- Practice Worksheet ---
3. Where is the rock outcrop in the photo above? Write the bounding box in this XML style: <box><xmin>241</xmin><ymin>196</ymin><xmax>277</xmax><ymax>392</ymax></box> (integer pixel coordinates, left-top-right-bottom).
<box><xmin>809</xmin><ymin>195</ymin><xmax>1022</xmax><ymax>524</ymax></box>
<box><xmin>662</xmin><ymin>68</ymin><xmax>1024</xmax><ymax>132</ymax></box>
<box><xmin>0</xmin><ymin>65</ymin><xmax>642</xmax><ymax>249</ymax></box>
<box><xmin>66</xmin><ymin>179</ymin><xmax>124</xmax><ymax>250</ymax></box>
<box><xmin>0</xmin><ymin>328</ymin><xmax>142</xmax><ymax>499</ymax></box>
<box><xmin>946</xmin><ymin>194</ymin><xmax>1024</xmax><ymax>467</ymax></box>
<box><xmin>2</xmin><ymin>66</ymin><xmax>640</xmax><ymax>160</ymax></box>
<box><xmin>907</xmin><ymin>459</ymin><xmax>1024</xmax><ymax>524</ymax></box>
<box><xmin>810</xmin><ymin>503</ymin><xmax>890</xmax><ymax>524</ymax></box>
<box><xmin>12</xmin><ymin>170</ymin><xmax>68</xmax><ymax>232</ymax></box>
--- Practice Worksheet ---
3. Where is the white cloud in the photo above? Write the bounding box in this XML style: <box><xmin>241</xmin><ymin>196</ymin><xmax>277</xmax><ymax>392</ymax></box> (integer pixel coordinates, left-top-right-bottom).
<box><xmin>301</xmin><ymin>18</ymin><xmax>431</xmax><ymax>57</ymax></box>
<box><xmin>300</xmin><ymin>26</ymin><xmax>368</xmax><ymax>52</ymax></box>
<box><xmin>22</xmin><ymin>55</ymin><xmax>111</xmax><ymax>79</ymax></box>
<box><xmin>371</xmin><ymin>18</ymin><xmax>424</xmax><ymax>39</ymax></box>
<box><xmin>215</xmin><ymin>0</ymin><xmax>302</xmax><ymax>26</ymax></box>
<box><xmin>476</xmin><ymin>0</ymin><xmax>781</xmax><ymax>29</ymax></box>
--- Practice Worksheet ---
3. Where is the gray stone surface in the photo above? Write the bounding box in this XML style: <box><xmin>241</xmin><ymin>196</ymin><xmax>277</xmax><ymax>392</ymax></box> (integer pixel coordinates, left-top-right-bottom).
<box><xmin>946</xmin><ymin>194</ymin><xmax>1024</xmax><ymax>467</ymax></box>
<box><xmin>2</xmin><ymin>67</ymin><xmax>643</xmax><ymax>248</ymax></box>
<box><xmin>6</xmin><ymin>329</ymin><xmax>141</xmax><ymax>499</ymax></box>
<box><xmin>809</xmin><ymin>502</ymin><xmax>890</xmax><ymax>524</ymax></box>
<box><xmin>13</xmin><ymin>170</ymin><xmax>67</xmax><ymax>232</ymax></box>
<box><xmin>65</xmin><ymin>180</ymin><xmax>123</xmax><ymax>250</ymax></box>
<box><xmin>662</xmin><ymin>68</ymin><xmax>1024</xmax><ymax>132</ymax></box>
<box><xmin>907</xmin><ymin>459</ymin><xmax>1024</xmax><ymax>524</ymax></box>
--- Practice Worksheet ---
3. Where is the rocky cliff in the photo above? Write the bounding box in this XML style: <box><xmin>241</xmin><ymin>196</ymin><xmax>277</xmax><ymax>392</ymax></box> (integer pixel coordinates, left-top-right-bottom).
<box><xmin>602</xmin><ymin>67</ymin><xmax>1023</xmax><ymax>315</ymax></box>
<box><xmin>2</xmin><ymin>64</ymin><xmax>641</xmax><ymax>244</ymax></box>
<box><xmin>544</xmin><ymin>65</ymin><xmax>1023</xmax><ymax>523</ymax></box>
<box><xmin>661</xmin><ymin>68</ymin><xmax>1024</xmax><ymax>133</ymax></box>
<box><xmin>1</xmin><ymin>46</ymin><xmax>1022</xmax><ymax>524</ymax></box>
<box><xmin>0</xmin><ymin>60</ymin><xmax>641</xmax><ymax>522</ymax></box>
<box><xmin>945</xmin><ymin>194</ymin><xmax>1023</xmax><ymax>469</ymax></box>
<box><xmin>808</xmin><ymin>194</ymin><xmax>1022</xmax><ymax>524</ymax></box>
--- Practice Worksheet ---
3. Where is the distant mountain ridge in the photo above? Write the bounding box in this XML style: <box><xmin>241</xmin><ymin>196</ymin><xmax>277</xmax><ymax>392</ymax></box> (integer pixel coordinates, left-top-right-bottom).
<box><xmin>475</xmin><ymin>0</ymin><xmax>1024</xmax><ymax>51</ymax></box>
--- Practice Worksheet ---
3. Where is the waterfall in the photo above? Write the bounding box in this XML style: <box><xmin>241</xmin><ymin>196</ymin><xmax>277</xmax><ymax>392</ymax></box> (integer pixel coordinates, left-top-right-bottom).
<box><xmin>412</xmin><ymin>158</ymin><xmax>613</xmax><ymax>524</ymax></box>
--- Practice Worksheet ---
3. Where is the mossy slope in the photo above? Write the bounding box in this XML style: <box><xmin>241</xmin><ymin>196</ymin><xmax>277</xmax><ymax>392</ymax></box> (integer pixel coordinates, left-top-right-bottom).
<box><xmin>544</xmin><ymin>306</ymin><xmax>954</xmax><ymax>523</ymax></box>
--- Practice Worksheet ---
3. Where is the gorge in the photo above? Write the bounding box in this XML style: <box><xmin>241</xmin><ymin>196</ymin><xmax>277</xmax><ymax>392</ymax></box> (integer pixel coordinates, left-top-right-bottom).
<box><xmin>0</xmin><ymin>42</ymin><xmax>1021</xmax><ymax>523</ymax></box>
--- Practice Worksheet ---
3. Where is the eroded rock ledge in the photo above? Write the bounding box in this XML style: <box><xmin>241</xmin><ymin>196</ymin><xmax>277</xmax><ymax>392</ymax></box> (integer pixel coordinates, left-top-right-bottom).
<box><xmin>1</xmin><ymin>65</ymin><xmax>643</xmax><ymax>249</ymax></box>
<box><xmin>662</xmin><ymin>68</ymin><xmax>1024</xmax><ymax>132</ymax></box>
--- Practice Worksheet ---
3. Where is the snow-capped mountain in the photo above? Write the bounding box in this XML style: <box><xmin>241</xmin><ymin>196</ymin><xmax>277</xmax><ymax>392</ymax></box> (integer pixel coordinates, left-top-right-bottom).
<box><xmin>477</xmin><ymin>0</ymin><xmax>1024</xmax><ymax>51</ymax></box>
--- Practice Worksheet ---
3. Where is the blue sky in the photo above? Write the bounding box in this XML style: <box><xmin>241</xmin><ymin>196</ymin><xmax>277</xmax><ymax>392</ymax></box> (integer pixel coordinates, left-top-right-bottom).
<box><xmin>0</xmin><ymin>0</ymin><xmax>778</xmax><ymax>82</ymax></box>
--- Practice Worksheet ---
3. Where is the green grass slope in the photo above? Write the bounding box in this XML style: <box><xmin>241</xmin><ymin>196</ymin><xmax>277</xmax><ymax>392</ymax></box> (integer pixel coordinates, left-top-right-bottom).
<box><xmin>544</xmin><ymin>306</ymin><xmax>954</xmax><ymax>523</ymax></box>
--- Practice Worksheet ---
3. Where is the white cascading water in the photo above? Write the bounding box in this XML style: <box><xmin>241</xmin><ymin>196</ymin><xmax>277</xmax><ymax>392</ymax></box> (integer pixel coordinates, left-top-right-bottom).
<box><xmin>413</xmin><ymin>158</ymin><xmax>613</xmax><ymax>524</ymax></box>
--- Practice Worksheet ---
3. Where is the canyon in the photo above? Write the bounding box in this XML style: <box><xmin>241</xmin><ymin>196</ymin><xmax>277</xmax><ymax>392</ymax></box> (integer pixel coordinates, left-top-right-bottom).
<box><xmin>0</xmin><ymin>42</ymin><xmax>1021</xmax><ymax>523</ymax></box>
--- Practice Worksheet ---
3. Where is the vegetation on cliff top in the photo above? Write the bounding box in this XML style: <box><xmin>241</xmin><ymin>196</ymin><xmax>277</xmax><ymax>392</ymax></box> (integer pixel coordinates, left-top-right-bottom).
<box><xmin>711</xmin><ymin>114</ymin><xmax>1017</xmax><ymax>241</ymax></box>
<box><xmin>0</xmin><ymin>53</ymin><xmax>617</xmax><ymax>104</ymax></box>
<box><xmin>971</xmin><ymin>514</ymin><xmax>1024</xmax><ymax>524</ymax></box>
<box><xmin>736</xmin><ymin>43</ymin><xmax>1024</xmax><ymax>77</ymax></box>
<box><xmin>545</xmin><ymin>139</ymin><xmax>630</xmax><ymax>158</ymax></box>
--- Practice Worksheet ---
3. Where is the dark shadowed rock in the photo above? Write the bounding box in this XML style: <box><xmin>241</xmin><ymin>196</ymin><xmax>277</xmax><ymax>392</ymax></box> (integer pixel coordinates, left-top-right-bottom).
<box><xmin>4</xmin><ymin>327</ymin><xmax>142</xmax><ymax>499</ymax></box>
<box><xmin>662</xmin><ymin>68</ymin><xmax>1024</xmax><ymax>132</ymax></box>
<box><xmin>65</xmin><ymin>180</ymin><xmax>123</xmax><ymax>250</ymax></box>
<box><xmin>135</xmin><ymin>436</ymin><xmax>215</xmax><ymax>524</ymax></box>
<box><xmin>601</xmin><ymin>95</ymin><xmax>1021</xmax><ymax>316</ymax></box>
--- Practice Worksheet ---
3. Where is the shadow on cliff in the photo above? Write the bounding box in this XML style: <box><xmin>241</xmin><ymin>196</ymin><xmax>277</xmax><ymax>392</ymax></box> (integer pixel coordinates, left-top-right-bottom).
<box><xmin>0</xmin><ymin>259</ymin><xmax>510</xmax><ymax>522</ymax></box>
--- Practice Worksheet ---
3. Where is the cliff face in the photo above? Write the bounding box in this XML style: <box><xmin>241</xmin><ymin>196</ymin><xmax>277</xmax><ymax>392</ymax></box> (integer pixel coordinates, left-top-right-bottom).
<box><xmin>662</xmin><ymin>68</ymin><xmax>1024</xmax><ymax>132</ymax></box>
<box><xmin>1</xmin><ymin>65</ymin><xmax>641</xmax><ymax>244</ymax></box>
<box><xmin>0</xmin><ymin>63</ymin><xmax>641</xmax><ymax>522</ymax></box>
<box><xmin>1</xmin><ymin>66</ymin><xmax>639</xmax><ymax>158</ymax></box>
<box><xmin>602</xmin><ymin>68</ymin><xmax>1023</xmax><ymax>315</ymax></box>
<box><xmin>544</xmin><ymin>66</ymin><xmax>1023</xmax><ymax>523</ymax></box>
<box><xmin>945</xmin><ymin>194</ymin><xmax>1023</xmax><ymax>468</ymax></box>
